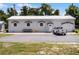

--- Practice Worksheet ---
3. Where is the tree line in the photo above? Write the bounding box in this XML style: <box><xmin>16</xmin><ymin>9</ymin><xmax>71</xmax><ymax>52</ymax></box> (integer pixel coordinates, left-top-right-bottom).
<box><xmin>0</xmin><ymin>3</ymin><xmax>79</xmax><ymax>29</ymax></box>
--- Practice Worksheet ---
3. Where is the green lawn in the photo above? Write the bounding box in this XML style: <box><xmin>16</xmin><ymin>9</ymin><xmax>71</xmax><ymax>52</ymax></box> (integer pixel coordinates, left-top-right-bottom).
<box><xmin>0</xmin><ymin>42</ymin><xmax>79</xmax><ymax>55</ymax></box>
<box><xmin>0</xmin><ymin>34</ymin><xmax>13</xmax><ymax>38</ymax></box>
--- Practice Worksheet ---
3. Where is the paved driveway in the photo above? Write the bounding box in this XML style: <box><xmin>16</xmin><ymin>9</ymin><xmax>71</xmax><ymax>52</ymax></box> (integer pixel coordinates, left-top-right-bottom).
<box><xmin>0</xmin><ymin>33</ymin><xmax>79</xmax><ymax>43</ymax></box>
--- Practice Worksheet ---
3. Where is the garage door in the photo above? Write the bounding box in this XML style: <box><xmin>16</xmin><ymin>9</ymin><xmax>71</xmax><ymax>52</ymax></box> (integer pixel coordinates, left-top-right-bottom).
<box><xmin>61</xmin><ymin>23</ymin><xmax>74</xmax><ymax>32</ymax></box>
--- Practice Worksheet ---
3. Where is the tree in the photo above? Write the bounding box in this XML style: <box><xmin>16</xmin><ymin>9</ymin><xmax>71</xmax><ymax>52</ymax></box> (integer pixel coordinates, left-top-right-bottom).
<box><xmin>65</xmin><ymin>4</ymin><xmax>78</xmax><ymax>17</ymax></box>
<box><xmin>28</xmin><ymin>8</ymin><xmax>39</xmax><ymax>15</ymax></box>
<box><xmin>65</xmin><ymin>3</ymin><xmax>79</xmax><ymax>26</ymax></box>
<box><xmin>76</xmin><ymin>9</ymin><xmax>79</xmax><ymax>16</ymax></box>
<box><xmin>40</xmin><ymin>3</ymin><xmax>54</xmax><ymax>15</ymax></box>
<box><xmin>7</xmin><ymin>7</ymin><xmax>18</xmax><ymax>17</ymax></box>
<box><xmin>54</xmin><ymin>9</ymin><xmax>60</xmax><ymax>15</ymax></box>
<box><xmin>0</xmin><ymin>10</ymin><xmax>8</xmax><ymax>29</ymax></box>
<box><xmin>19</xmin><ymin>3</ymin><xmax>55</xmax><ymax>16</ymax></box>
<box><xmin>20</xmin><ymin>6</ymin><xmax>28</xmax><ymax>16</ymax></box>
<box><xmin>0</xmin><ymin>10</ymin><xmax>7</xmax><ymax>22</ymax></box>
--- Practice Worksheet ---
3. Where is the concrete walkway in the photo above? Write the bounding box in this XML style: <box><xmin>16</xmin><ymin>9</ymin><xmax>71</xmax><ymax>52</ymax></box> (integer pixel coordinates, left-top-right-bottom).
<box><xmin>0</xmin><ymin>32</ymin><xmax>77</xmax><ymax>35</ymax></box>
<box><xmin>0</xmin><ymin>33</ymin><xmax>79</xmax><ymax>43</ymax></box>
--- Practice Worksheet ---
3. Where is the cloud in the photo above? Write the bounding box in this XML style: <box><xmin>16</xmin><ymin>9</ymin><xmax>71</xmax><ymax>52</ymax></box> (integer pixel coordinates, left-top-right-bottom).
<box><xmin>17</xmin><ymin>3</ymin><xmax>39</xmax><ymax>8</ymax></box>
<box><xmin>0</xmin><ymin>4</ymin><xmax>4</xmax><ymax>7</ymax></box>
<box><xmin>17</xmin><ymin>3</ymin><xmax>32</xmax><ymax>8</ymax></box>
<box><xmin>0</xmin><ymin>4</ymin><xmax>7</xmax><ymax>8</ymax></box>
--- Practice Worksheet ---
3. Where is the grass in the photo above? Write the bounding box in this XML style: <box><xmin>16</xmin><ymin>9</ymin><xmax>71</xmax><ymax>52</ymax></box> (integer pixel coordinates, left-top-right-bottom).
<box><xmin>0</xmin><ymin>34</ymin><xmax>13</xmax><ymax>38</ymax></box>
<box><xmin>0</xmin><ymin>42</ymin><xmax>79</xmax><ymax>55</ymax></box>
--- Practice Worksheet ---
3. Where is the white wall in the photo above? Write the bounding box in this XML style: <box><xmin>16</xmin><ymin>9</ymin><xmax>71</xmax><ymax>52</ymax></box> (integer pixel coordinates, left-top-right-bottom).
<box><xmin>8</xmin><ymin>19</ymin><xmax>48</xmax><ymax>32</ymax></box>
<box><xmin>0</xmin><ymin>23</ymin><xmax>5</xmax><ymax>32</ymax></box>
<box><xmin>8</xmin><ymin>19</ymin><xmax>75</xmax><ymax>32</ymax></box>
<box><xmin>8</xmin><ymin>20</ymin><xmax>23</xmax><ymax>32</ymax></box>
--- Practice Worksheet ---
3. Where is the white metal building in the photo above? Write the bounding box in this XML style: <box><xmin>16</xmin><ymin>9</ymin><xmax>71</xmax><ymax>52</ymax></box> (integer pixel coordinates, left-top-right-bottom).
<box><xmin>0</xmin><ymin>21</ymin><xmax>5</xmax><ymax>32</ymax></box>
<box><xmin>8</xmin><ymin>16</ymin><xmax>75</xmax><ymax>32</ymax></box>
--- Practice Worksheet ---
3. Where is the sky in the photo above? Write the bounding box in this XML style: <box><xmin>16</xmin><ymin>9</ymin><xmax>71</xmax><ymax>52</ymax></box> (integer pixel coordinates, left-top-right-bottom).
<box><xmin>0</xmin><ymin>3</ymin><xmax>79</xmax><ymax>16</ymax></box>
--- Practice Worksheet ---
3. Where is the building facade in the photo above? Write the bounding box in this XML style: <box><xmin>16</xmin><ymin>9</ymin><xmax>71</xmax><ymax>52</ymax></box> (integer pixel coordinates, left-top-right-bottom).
<box><xmin>8</xmin><ymin>16</ymin><xmax>75</xmax><ymax>32</ymax></box>
<box><xmin>0</xmin><ymin>21</ymin><xmax>5</xmax><ymax>32</ymax></box>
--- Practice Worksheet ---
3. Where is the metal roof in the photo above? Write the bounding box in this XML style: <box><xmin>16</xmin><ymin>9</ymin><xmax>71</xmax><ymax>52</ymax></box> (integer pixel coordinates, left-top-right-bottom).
<box><xmin>8</xmin><ymin>16</ymin><xmax>75</xmax><ymax>20</ymax></box>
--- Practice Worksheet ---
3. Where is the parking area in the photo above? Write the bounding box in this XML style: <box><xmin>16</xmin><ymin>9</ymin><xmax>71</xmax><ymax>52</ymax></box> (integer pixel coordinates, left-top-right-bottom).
<box><xmin>0</xmin><ymin>33</ymin><xmax>79</xmax><ymax>43</ymax></box>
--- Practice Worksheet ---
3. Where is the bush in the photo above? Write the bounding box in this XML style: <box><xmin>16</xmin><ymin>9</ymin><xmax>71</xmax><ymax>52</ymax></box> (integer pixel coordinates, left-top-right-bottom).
<box><xmin>73</xmin><ymin>30</ymin><xmax>78</xmax><ymax>33</ymax></box>
<box><xmin>5</xmin><ymin>29</ymin><xmax>8</xmax><ymax>32</ymax></box>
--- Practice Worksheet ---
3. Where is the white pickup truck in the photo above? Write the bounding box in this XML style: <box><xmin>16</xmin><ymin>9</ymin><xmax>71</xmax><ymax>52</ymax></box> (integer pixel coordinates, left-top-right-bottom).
<box><xmin>53</xmin><ymin>27</ymin><xmax>67</xmax><ymax>35</ymax></box>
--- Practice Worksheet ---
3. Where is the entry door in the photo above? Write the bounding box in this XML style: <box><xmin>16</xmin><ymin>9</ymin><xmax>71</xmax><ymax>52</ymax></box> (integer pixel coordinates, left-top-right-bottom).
<box><xmin>47</xmin><ymin>24</ymin><xmax>53</xmax><ymax>32</ymax></box>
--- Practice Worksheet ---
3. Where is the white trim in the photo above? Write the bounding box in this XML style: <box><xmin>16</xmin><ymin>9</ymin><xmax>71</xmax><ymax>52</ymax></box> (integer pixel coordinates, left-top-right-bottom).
<box><xmin>8</xmin><ymin>16</ymin><xmax>75</xmax><ymax>20</ymax></box>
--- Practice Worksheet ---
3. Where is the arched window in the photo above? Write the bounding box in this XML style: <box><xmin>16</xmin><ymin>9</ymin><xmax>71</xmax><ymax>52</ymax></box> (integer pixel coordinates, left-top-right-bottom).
<box><xmin>12</xmin><ymin>21</ymin><xmax>19</xmax><ymax>27</ymax></box>
<box><xmin>27</xmin><ymin>23</ymin><xmax>30</xmax><ymax>26</ymax></box>
<box><xmin>14</xmin><ymin>23</ymin><xmax>17</xmax><ymax>27</ymax></box>
<box><xmin>40</xmin><ymin>23</ymin><xmax>43</xmax><ymax>26</ymax></box>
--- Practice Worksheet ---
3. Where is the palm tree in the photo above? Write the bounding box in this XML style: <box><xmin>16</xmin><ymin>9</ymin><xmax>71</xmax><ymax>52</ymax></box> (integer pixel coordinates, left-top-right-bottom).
<box><xmin>20</xmin><ymin>6</ymin><xmax>28</xmax><ymax>16</ymax></box>
<box><xmin>0</xmin><ymin>10</ymin><xmax>7</xmax><ymax>21</ymax></box>
<box><xmin>76</xmin><ymin>8</ymin><xmax>79</xmax><ymax>16</ymax></box>
<box><xmin>54</xmin><ymin>9</ymin><xmax>60</xmax><ymax>15</ymax></box>
<box><xmin>0</xmin><ymin>10</ymin><xmax>8</xmax><ymax>29</ymax></box>
<box><xmin>65</xmin><ymin>3</ymin><xmax>79</xmax><ymax>26</ymax></box>
<box><xmin>65</xmin><ymin>3</ymin><xmax>78</xmax><ymax>17</ymax></box>
<box><xmin>40</xmin><ymin>3</ymin><xmax>54</xmax><ymax>15</ymax></box>
<box><xmin>7</xmin><ymin>7</ymin><xmax>18</xmax><ymax>17</ymax></box>
<box><xmin>28</xmin><ymin>8</ymin><xmax>38</xmax><ymax>15</ymax></box>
